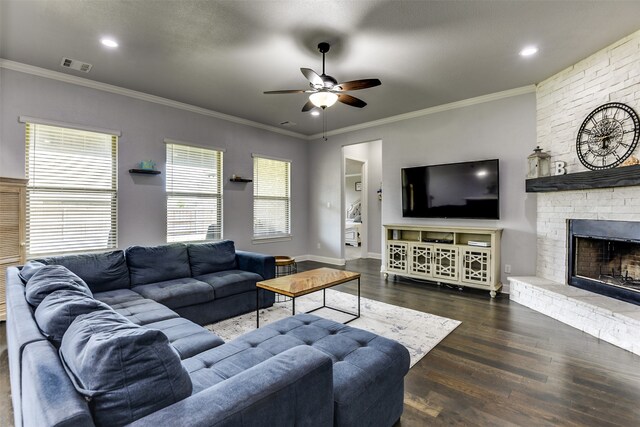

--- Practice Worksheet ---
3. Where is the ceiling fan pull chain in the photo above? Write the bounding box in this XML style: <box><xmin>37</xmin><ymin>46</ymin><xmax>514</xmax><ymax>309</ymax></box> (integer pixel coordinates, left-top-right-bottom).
<box><xmin>323</xmin><ymin>111</ymin><xmax>328</xmax><ymax>141</ymax></box>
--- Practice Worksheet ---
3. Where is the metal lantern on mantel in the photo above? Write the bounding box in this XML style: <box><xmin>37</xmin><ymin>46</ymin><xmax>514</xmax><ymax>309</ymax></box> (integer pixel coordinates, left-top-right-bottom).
<box><xmin>527</xmin><ymin>146</ymin><xmax>551</xmax><ymax>178</ymax></box>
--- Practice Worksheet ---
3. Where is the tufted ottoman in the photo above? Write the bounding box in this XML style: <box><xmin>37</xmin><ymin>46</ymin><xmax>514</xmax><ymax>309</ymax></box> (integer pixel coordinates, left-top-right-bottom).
<box><xmin>185</xmin><ymin>314</ymin><xmax>410</xmax><ymax>427</ymax></box>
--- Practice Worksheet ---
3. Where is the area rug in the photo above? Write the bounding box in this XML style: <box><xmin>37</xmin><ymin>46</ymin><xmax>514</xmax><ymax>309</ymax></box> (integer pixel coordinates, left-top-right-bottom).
<box><xmin>205</xmin><ymin>289</ymin><xmax>461</xmax><ymax>367</ymax></box>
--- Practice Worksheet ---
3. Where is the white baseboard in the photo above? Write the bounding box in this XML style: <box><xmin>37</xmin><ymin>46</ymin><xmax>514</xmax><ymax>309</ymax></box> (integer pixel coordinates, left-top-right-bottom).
<box><xmin>293</xmin><ymin>255</ymin><xmax>346</xmax><ymax>266</ymax></box>
<box><xmin>367</xmin><ymin>252</ymin><xmax>382</xmax><ymax>260</ymax></box>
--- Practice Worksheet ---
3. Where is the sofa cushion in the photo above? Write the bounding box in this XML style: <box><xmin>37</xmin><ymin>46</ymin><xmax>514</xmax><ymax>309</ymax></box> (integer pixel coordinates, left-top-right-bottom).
<box><xmin>40</xmin><ymin>250</ymin><xmax>130</xmax><ymax>293</ymax></box>
<box><xmin>18</xmin><ymin>260</ymin><xmax>46</xmax><ymax>283</ymax></box>
<box><xmin>195</xmin><ymin>270</ymin><xmax>263</xmax><ymax>299</ymax></box>
<box><xmin>132</xmin><ymin>278</ymin><xmax>215</xmax><ymax>309</ymax></box>
<box><xmin>110</xmin><ymin>298</ymin><xmax>179</xmax><ymax>325</ymax></box>
<box><xmin>126</xmin><ymin>243</ymin><xmax>191</xmax><ymax>286</ymax></box>
<box><xmin>60</xmin><ymin>310</ymin><xmax>192</xmax><ymax>427</ymax></box>
<box><xmin>25</xmin><ymin>265</ymin><xmax>92</xmax><ymax>308</ymax></box>
<box><xmin>34</xmin><ymin>289</ymin><xmax>111</xmax><ymax>347</ymax></box>
<box><xmin>144</xmin><ymin>317</ymin><xmax>224</xmax><ymax>359</ymax></box>
<box><xmin>187</xmin><ymin>240</ymin><xmax>238</xmax><ymax>276</ymax></box>
<box><xmin>93</xmin><ymin>288</ymin><xmax>145</xmax><ymax>306</ymax></box>
<box><xmin>184</xmin><ymin>340</ymin><xmax>273</xmax><ymax>393</ymax></box>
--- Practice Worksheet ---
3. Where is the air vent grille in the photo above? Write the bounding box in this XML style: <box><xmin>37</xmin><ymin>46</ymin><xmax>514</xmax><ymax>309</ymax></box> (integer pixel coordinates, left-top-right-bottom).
<box><xmin>279</xmin><ymin>121</ymin><xmax>296</xmax><ymax>127</ymax></box>
<box><xmin>60</xmin><ymin>57</ymin><xmax>93</xmax><ymax>73</ymax></box>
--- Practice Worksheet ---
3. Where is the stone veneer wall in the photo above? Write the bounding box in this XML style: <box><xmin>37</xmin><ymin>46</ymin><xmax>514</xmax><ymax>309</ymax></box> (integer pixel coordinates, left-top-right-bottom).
<box><xmin>536</xmin><ymin>29</ymin><xmax>640</xmax><ymax>283</ymax></box>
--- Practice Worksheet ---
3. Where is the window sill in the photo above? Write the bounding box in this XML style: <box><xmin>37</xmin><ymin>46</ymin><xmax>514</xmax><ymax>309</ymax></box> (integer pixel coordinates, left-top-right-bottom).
<box><xmin>252</xmin><ymin>235</ymin><xmax>292</xmax><ymax>245</ymax></box>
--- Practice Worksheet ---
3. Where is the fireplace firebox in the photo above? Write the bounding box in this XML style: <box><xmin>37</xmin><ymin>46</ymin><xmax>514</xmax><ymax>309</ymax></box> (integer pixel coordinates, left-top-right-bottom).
<box><xmin>568</xmin><ymin>219</ymin><xmax>640</xmax><ymax>305</ymax></box>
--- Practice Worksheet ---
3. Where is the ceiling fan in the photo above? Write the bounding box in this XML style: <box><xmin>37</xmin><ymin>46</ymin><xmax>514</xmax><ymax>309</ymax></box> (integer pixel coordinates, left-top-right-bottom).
<box><xmin>264</xmin><ymin>42</ymin><xmax>381</xmax><ymax>112</ymax></box>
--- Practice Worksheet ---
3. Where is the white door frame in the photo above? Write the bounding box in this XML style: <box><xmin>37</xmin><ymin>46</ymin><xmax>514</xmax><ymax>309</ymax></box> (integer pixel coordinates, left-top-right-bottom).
<box><xmin>342</xmin><ymin>155</ymin><xmax>367</xmax><ymax>260</ymax></box>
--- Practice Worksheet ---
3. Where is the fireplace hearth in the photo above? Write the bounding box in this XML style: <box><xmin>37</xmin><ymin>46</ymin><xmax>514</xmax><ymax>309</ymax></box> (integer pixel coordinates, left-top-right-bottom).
<box><xmin>568</xmin><ymin>219</ymin><xmax>640</xmax><ymax>305</ymax></box>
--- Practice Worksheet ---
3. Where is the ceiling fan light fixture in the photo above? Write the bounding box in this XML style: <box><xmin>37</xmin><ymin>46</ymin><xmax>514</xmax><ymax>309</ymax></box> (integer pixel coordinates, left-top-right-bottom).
<box><xmin>309</xmin><ymin>91</ymin><xmax>338</xmax><ymax>108</ymax></box>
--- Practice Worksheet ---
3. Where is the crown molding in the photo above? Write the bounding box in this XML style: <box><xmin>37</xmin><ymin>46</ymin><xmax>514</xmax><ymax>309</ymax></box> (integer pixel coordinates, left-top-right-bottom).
<box><xmin>0</xmin><ymin>59</ymin><xmax>307</xmax><ymax>140</ymax></box>
<box><xmin>308</xmin><ymin>85</ymin><xmax>536</xmax><ymax>140</ymax></box>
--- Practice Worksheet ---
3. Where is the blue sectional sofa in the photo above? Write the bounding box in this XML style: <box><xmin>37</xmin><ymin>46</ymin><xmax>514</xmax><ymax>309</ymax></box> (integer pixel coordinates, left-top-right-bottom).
<box><xmin>6</xmin><ymin>240</ymin><xmax>410</xmax><ymax>427</ymax></box>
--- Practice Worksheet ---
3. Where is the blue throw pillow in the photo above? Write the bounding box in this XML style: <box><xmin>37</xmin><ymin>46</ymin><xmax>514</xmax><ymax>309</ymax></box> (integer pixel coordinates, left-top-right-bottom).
<box><xmin>40</xmin><ymin>250</ymin><xmax>130</xmax><ymax>293</ymax></box>
<box><xmin>188</xmin><ymin>240</ymin><xmax>238</xmax><ymax>276</ymax></box>
<box><xmin>18</xmin><ymin>260</ymin><xmax>46</xmax><ymax>283</ymax></box>
<box><xmin>60</xmin><ymin>310</ymin><xmax>192</xmax><ymax>427</ymax></box>
<box><xmin>25</xmin><ymin>265</ymin><xmax>93</xmax><ymax>308</ymax></box>
<box><xmin>34</xmin><ymin>289</ymin><xmax>111</xmax><ymax>347</ymax></box>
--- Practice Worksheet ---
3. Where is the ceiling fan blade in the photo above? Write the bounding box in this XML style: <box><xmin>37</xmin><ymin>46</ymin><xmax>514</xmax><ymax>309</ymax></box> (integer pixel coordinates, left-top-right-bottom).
<box><xmin>335</xmin><ymin>79</ymin><xmax>381</xmax><ymax>91</ymax></box>
<box><xmin>337</xmin><ymin>94</ymin><xmax>367</xmax><ymax>108</ymax></box>
<box><xmin>301</xmin><ymin>100</ymin><xmax>315</xmax><ymax>112</ymax></box>
<box><xmin>301</xmin><ymin>68</ymin><xmax>324</xmax><ymax>87</ymax></box>
<box><xmin>263</xmin><ymin>89</ymin><xmax>308</xmax><ymax>94</ymax></box>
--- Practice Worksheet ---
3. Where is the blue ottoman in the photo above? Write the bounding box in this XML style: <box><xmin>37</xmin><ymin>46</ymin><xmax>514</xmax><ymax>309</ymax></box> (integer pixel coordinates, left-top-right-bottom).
<box><xmin>185</xmin><ymin>314</ymin><xmax>410</xmax><ymax>426</ymax></box>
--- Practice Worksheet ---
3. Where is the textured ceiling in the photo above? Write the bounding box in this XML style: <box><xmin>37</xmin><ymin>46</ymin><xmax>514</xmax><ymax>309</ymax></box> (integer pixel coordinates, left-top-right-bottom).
<box><xmin>2</xmin><ymin>1</ymin><xmax>640</xmax><ymax>137</ymax></box>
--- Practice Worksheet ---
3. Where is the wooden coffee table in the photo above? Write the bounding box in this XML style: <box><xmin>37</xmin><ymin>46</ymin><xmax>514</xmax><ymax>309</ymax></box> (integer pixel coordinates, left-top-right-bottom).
<box><xmin>256</xmin><ymin>267</ymin><xmax>361</xmax><ymax>328</ymax></box>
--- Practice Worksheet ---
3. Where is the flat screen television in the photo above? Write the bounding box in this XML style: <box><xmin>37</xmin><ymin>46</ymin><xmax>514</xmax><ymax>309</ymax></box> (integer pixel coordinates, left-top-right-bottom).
<box><xmin>402</xmin><ymin>159</ymin><xmax>499</xmax><ymax>219</ymax></box>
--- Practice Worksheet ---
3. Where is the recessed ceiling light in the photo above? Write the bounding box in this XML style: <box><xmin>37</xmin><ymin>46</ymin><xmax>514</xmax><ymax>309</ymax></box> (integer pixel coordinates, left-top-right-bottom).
<box><xmin>310</xmin><ymin>111</ymin><xmax>320</xmax><ymax>116</ymax></box>
<box><xmin>519</xmin><ymin>46</ymin><xmax>538</xmax><ymax>57</ymax></box>
<box><xmin>101</xmin><ymin>38</ymin><xmax>119</xmax><ymax>48</ymax></box>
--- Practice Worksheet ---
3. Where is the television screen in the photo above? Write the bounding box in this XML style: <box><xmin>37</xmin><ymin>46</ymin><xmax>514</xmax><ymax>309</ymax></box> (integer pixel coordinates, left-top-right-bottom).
<box><xmin>402</xmin><ymin>159</ymin><xmax>499</xmax><ymax>219</ymax></box>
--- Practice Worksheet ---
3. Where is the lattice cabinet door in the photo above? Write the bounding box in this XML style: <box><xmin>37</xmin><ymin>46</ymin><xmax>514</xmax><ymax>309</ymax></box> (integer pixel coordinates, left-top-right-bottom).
<box><xmin>433</xmin><ymin>245</ymin><xmax>459</xmax><ymax>281</ymax></box>
<box><xmin>386</xmin><ymin>242</ymin><xmax>408</xmax><ymax>273</ymax></box>
<box><xmin>409</xmin><ymin>243</ymin><xmax>433</xmax><ymax>277</ymax></box>
<box><xmin>461</xmin><ymin>248</ymin><xmax>491</xmax><ymax>286</ymax></box>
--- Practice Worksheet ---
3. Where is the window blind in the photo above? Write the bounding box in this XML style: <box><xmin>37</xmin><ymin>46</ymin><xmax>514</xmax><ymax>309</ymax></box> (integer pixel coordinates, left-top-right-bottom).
<box><xmin>25</xmin><ymin>123</ymin><xmax>118</xmax><ymax>257</ymax></box>
<box><xmin>166</xmin><ymin>143</ymin><xmax>223</xmax><ymax>242</ymax></box>
<box><xmin>253</xmin><ymin>156</ymin><xmax>291</xmax><ymax>239</ymax></box>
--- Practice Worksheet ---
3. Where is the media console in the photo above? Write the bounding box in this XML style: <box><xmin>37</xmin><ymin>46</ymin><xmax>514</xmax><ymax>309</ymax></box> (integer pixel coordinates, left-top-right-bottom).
<box><xmin>383</xmin><ymin>224</ymin><xmax>503</xmax><ymax>297</ymax></box>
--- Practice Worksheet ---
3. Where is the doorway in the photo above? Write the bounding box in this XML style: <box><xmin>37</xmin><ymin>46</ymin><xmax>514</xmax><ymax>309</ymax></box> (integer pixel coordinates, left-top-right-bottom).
<box><xmin>344</xmin><ymin>158</ymin><xmax>365</xmax><ymax>260</ymax></box>
<box><xmin>342</xmin><ymin>140</ymin><xmax>383</xmax><ymax>262</ymax></box>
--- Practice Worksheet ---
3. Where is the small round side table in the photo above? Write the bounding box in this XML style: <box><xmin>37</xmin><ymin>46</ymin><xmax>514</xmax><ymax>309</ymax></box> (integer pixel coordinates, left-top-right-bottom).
<box><xmin>274</xmin><ymin>256</ymin><xmax>297</xmax><ymax>302</ymax></box>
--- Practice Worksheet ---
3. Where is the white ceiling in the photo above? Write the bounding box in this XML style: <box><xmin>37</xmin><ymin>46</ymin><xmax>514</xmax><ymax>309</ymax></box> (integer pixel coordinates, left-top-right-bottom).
<box><xmin>2</xmin><ymin>1</ymin><xmax>640</xmax><ymax>137</ymax></box>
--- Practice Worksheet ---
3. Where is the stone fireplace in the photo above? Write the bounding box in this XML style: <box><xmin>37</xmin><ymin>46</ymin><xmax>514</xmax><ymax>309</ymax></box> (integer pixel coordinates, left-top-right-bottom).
<box><xmin>509</xmin><ymin>29</ymin><xmax>640</xmax><ymax>355</ymax></box>
<box><xmin>568</xmin><ymin>219</ymin><xmax>640</xmax><ymax>305</ymax></box>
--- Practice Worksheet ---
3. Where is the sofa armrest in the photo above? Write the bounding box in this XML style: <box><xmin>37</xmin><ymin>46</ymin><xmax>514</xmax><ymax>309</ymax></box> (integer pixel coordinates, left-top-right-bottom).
<box><xmin>127</xmin><ymin>346</ymin><xmax>333</xmax><ymax>427</ymax></box>
<box><xmin>236</xmin><ymin>250</ymin><xmax>275</xmax><ymax>280</ymax></box>
<box><xmin>6</xmin><ymin>267</ymin><xmax>49</xmax><ymax>427</ymax></box>
<box><xmin>21</xmin><ymin>341</ymin><xmax>94</xmax><ymax>427</ymax></box>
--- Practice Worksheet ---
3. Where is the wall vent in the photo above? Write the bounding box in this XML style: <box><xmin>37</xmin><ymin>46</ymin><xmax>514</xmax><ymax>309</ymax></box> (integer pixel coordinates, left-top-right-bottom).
<box><xmin>60</xmin><ymin>57</ymin><xmax>93</xmax><ymax>73</ymax></box>
<box><xmin>279</xmin><ymin>121</ymin><xmax>296</xmax><ymax>127</ymax></box>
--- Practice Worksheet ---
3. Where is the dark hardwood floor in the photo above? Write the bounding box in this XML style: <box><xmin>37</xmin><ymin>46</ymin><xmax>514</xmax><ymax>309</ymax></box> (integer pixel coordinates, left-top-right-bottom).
<box><xmin>299</xmin><ymin>258</ymin><xmax>640</xmax><ymax>426</ymax></box>
<box><xmin>2</xmin><ymin>258</ymin><xmax>640</xmax><ymax>426</ymax></box>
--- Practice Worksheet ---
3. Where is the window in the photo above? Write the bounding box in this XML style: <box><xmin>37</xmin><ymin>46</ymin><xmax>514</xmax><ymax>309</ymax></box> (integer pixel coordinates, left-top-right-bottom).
<box><xmin>253</xmin><ymin>155</ymin><xmax>291</xmax><ymax>240</ymax></box>
<box><xmin>166</xmin><ymin>142</ymin><xmax>223</xmax><ymax>242</ymax></box>
<box><xmin>25</xmin><ymin>123</ymin><xmax>117</xmax><ymax>257</ymax></box>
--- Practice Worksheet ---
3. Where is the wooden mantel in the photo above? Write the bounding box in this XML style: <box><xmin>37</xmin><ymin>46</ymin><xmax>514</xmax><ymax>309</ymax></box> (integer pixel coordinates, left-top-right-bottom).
<box><xmin>526</xmin><ymin>164</ymin><xmax>640</xmax><ymax>193</ymax></box>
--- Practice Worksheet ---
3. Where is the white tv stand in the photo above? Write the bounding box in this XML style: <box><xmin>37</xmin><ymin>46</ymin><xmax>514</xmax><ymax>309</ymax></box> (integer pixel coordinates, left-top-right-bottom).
<box><xmin>383</xmin><ymin>224</ymin><xmax>503</xmax><ymax>297</ymax></box>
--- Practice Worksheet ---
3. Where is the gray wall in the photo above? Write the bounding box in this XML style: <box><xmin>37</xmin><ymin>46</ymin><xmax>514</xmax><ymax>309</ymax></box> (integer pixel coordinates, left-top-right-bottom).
<box><xmin>0</xmin><ymin>69</ymin><xmax>309</xmax><ymax>256</ymax></box>
<box><xmin>0</xmin><ymin>67</ymin><xmax>538</xmax><ymax>278</ymax></box>
<box><xmin>309</xmin><ymin>93</ymin><xmax>538</xmax><ymax>282</ymax></box>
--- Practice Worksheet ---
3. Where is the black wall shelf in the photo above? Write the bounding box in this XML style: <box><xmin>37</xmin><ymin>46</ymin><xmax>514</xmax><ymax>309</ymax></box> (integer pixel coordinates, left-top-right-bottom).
<box><xmin>230</xmin><ymin>177</ymin><xmax>252</xmax><ymax>183</ymax></box>
<box><xmin>129</xmin><ymin>169</ymin><xmax>161</xmax><ymax>175</ymax></box>
<box><xmin>526</xmin><ymin>164</ymin><xmax>640</xmax><ymax>193</ymax></box>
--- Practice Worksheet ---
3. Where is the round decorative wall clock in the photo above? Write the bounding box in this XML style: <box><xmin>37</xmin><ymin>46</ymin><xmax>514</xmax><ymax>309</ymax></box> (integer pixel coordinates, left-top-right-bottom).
<box><xmin>576</xmin><ymin>102</ymin><xmax>640</xmax><ymax>170</ymax></box>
